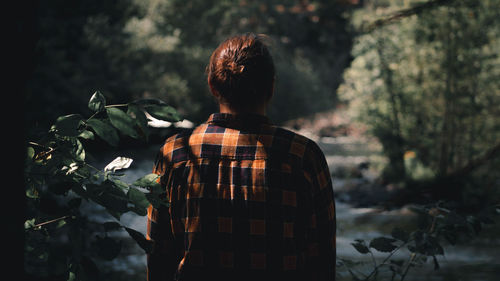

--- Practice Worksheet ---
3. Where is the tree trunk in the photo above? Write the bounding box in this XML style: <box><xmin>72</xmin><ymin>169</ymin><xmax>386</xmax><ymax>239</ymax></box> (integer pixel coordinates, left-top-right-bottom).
<box><xmin>438</xmin><ymin>6</ymin><xmax>456</xmax><ymax>177</ymax></box>
<box><xmin>376</xmin><ymin>39</ymin><xmax>406</xmax><ymax>180</ymax></box>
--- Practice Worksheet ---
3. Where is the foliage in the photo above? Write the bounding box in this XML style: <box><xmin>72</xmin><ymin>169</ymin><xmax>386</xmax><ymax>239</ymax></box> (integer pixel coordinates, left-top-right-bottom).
<box><xmin>24</xmin><ymin>92</ymin><xmax>180</xmax><ymax>280</ymax></box>
<box><xmin>123</xmin><ymin>0</ymin><xmax>355</xmax><ymax>123</ymax></box>
<box><xmin>335</xmin><ymin>1</ymin><xmax>500</xmax><ymax>280</ymax></box>
<box><xmin>25</xmin><ymin>0</ymin><xmax>357</xmax><ymax>135</ymax></box>
<box><xmin>339</xmin><ymin>0</ymin><xmax>500</xmax><ymax>183</ymax></box>
<box><xmin>337</xmin><ymin>201</ymin><xmax>500</xmax><ymax>281</ymax></box>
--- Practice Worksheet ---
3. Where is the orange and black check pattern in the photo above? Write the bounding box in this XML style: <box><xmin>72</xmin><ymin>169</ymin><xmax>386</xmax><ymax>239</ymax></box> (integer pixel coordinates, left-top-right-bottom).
<box><xmin>147</xmin><ymin>113</ymin><xmax>336</xmax><ymax>281</ymax></box>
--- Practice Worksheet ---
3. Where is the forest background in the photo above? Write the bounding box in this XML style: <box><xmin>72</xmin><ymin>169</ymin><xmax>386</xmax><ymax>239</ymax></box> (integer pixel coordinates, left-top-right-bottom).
<box><xmin>15</xmin><ymin>0</ymin><xmax>500</xmax><ymax>280</ymax></box>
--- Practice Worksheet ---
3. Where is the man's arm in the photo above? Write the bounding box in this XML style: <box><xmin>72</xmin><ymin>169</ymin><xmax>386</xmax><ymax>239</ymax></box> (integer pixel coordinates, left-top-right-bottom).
<box><xmin>146</xmin><ymin>152</ymin><xmax>178</xmax><ymax>281</ymax></box>
<box><xmin>305</xmin><ymin>141</ymin><xmax>336</xmax><ymax>280</ymax></box>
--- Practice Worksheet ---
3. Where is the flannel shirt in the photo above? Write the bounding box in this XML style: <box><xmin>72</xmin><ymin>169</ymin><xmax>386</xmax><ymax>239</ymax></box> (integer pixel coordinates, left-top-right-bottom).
<box><xmin>147</xmin><ymin>113</ymin><xmax>336</xmax><ymax>281</ymax></box>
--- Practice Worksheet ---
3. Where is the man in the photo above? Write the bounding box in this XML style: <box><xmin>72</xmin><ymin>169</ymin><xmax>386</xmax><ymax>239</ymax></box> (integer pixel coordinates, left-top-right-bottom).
<box><xmin>147</xmin><ymin>33</ymin><xmax>336</xmax><ymax>281</ymax></box>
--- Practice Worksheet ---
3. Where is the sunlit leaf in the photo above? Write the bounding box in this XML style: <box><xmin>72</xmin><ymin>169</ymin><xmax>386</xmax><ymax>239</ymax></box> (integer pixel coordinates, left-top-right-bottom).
<box><xmin>104</xmin><ymin>157</ymin><xmax>133</xmax><ymax>172</ymax></box>
<box><xmin>73</xmin><ymin>139</ymin><xmax>85</xmax><ymax>161</ymax></box>
<box><xmin>24</xmin><ymin>218</ymin><xmax>36</xmax><ymax>230</ymax></box>
<box><xmin>78</xmin><ymin>130</ymin><xmax>94</xmax><ymax>140</ymax></box>
<box><xmin>88</xmin><ymin>91</ymin><xmax>106</xmax><ymax>112</ymax></box>
<box><xmin>26</xmin><ymin>146</ymin><xmax>35</xmax><ymax>162</ymax></box>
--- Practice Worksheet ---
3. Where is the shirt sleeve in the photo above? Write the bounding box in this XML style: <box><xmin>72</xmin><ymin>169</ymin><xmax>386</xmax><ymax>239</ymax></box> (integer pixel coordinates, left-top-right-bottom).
<box><xmin>304</xmin><ymin>141</ymin><xmax>336</xmax><ymax>281</ymax></box>
<box><xmin>146</xmin><ymin>149</ymin><xmax>178</xmax><ymax>281</ymax></box>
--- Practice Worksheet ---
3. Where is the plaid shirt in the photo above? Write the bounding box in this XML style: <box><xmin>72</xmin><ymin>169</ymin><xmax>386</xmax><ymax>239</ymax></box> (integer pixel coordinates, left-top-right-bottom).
<box><xmin>147</xmin><ymin>113</ymin><xmax>336</xmax><ymax>281</ymax></box>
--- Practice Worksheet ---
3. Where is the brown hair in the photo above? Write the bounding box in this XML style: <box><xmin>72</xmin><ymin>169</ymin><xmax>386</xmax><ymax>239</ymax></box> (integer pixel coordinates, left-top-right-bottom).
<box><xmin>207</xmin><ymin>33</ymin><xmax>275</xmax><ymax>111</ymax></box>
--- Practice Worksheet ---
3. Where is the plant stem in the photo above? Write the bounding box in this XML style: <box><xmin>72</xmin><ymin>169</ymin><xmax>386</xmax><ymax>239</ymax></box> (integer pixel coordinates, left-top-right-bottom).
<box><xmin>105</xmin><ymin>104</ymin><xmax>128</xmax><ymax>108</ymax></box>
<box><xmin>400</xmin><ymin>253</ymin><xmax>417</xmax><ymax>281</ymax></box>
<box><xmin>30</xmin><ymin>215</ymin><xmax>71</xmax><ymax>229</ymax></box>
<box><xmin>369</xmin><ymin>251</ymin><xmax>378</xmax><ymax>279</ymax></box>
<box><xmin>364</xmin><ymin>239</ymin><xmax>413</xmax><ymax>281</ymax></box>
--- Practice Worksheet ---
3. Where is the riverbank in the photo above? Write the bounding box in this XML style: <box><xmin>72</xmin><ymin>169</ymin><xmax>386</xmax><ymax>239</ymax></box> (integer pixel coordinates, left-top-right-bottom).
<box><xmin>287</xmin><ymin>109</ymin><xmax>500</xmax><ymax>281</ymax></box>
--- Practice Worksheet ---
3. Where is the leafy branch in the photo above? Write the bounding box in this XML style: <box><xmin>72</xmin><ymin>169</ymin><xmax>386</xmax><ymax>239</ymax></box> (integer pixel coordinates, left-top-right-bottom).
<box><xmin>24</xmin><ymin>91</ymin><xmax>182</xmax><ymax>280</ymax></box>
<box><xmin>341</xmin><ymin>202</ymin><xmax>498</xmax><ymax>281</ymax></box>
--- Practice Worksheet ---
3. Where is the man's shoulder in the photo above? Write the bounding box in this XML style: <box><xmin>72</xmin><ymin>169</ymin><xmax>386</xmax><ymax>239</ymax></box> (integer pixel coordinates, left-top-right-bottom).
<box><xmin>157</xmin><ymin>127</ymin><xmax>197</xmax><ymax>158</ymax></box>
<box><xmin>164</xmin><ymin>127</ymin><xmax>196</xmax><ymax>143</ymax></box>
<box><xmin>265</xmin><ymin>124</ymin><xmax>324</xmax><ymax>158</ymax></box>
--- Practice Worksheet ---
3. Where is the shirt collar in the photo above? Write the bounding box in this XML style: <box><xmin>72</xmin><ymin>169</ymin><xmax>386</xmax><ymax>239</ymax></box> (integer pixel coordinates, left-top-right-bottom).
<box><xmin>207</xmin><ymin>113</ymin><xmax>271</xmax><ymax>128</ymax></box>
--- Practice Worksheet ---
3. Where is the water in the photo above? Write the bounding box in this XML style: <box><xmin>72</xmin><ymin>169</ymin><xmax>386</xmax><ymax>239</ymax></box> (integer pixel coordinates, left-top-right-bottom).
<box><xmin>86</xmin><ymin>138</ymin><xmax>500</xmax><ymax>280</ymax></box>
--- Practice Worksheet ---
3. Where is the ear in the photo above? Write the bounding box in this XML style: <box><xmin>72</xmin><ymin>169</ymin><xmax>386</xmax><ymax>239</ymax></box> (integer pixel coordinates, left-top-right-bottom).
<box><xmin>208</xmin><ymin>77</ymin><xmax>220</xmax><ymax>99</ymax></box>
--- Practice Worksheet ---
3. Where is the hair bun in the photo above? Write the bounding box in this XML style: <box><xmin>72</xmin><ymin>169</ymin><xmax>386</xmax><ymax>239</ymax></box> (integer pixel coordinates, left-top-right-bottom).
<box><xmin>226</xmin><ymin>61</ymin><xmax>245</xmax><ymax>75</ymax></box>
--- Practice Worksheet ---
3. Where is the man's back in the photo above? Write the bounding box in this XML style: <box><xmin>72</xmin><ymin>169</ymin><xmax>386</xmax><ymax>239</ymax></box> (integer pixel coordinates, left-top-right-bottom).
<box><xmin>147</xmin><ymin>113</ymin><xmax>336</xmax><ymax>281</ymax></box>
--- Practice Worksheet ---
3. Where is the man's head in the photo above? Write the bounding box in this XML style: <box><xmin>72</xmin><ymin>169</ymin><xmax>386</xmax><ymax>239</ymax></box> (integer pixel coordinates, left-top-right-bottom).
<box><xmin>207</xmin><ymin>33</ymin><xmax>275</xmax><ymax>113</ymax></box>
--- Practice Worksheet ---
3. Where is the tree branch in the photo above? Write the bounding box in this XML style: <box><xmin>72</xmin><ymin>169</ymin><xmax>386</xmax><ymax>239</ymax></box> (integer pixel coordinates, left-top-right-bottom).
<box><xmin>362</xmin><ymin>0</ymin><xmax>456</xmax><ymax>33</ymax></box>
<box><xmin>447</xmin><ymin>141</ymin><xmax>500</xmax><ymax>178</ymax></box>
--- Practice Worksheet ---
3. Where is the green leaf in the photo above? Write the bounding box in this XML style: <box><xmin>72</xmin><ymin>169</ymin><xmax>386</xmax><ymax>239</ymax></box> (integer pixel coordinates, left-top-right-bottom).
<box><xmin>86</xmin><ymin>182</ymin><xmax>129</xmax><ymax>218</ymax></box>
<box><xmin>54</xmin><ymin>114</ymin><xmax>83</xmax><ymax>137</ymax></box>
<box><xmin>73</xmin><ymin>138</ymin><xmax>85</xmax><ymax>161</ymax></box>
<box><xmin>56</xmin><ymin>219</ymin><xmax>67</xmax><ymax>228</ymax></box>
<box><xmin>26</xmin><ymin>146</ymin><xmax>35</xmax><ymax>162</ymax></box>
<box><xmin>86</xmin><ymin>118</ymin><xmax>119</xmax><ymax>146</ymax></box>
<box><xmin>124</xmin><ymin>227</ymin><xmax>153</xmax><ymax>254</ymax></box>
<box><xmin>106</xmin><ymin>107</ymin><xmax>139</xmax><ymax>138</ymax></box>
<box><xmin>103</xmin><ymin>188</ymin><xmax>129</xmax><ymax>214</ymax></box>
<box><xmin>26</xmin><ymin>186</ymin><xmax>39</xmax><ymax>199</ymax></box>
<box><xmin>145</xmin><ymin>104</ymin><xmax>182</xmax><ymax>122</ymax></box>
<box><xmin>78</xmin><ymin>130</ymin><xmax>95</xmax><ymax>140</ymax></box>
<box><xmin>351</xmin><ymin>240</ymin><xmax>370</xmax><ymax>254</ymax></box>
<box><xmin>130</xmin><ymin>98</ymin><xmax>165</xmax><ymax>106</ymax></box>
<box><xmin>133</xmin><ymin>173</ymin><xmax>161</xmax><ymax>191</ymax></box>
<box><xmin>25</xmin><ymin>218</ymin><xmax>36</xmax><ymax>230</ymax></box>
<box><xmin>88</xmin><ymin>91</ymin><xmax>106</xmax><ymax>112</ymax></box>
<box><xmin>414</xmin><ymin>232</ymin><xmax>444</xmax><ymax>256</ymax></box>
<box><xmin>128</xmin><ymin>104</ymin><xmax>149</xmax><ymax>139</ymax></box>
<box><xmin>146</xmin><ymin>193</ymin><xmax>169</xmax><ymax>209</ymax></box>
<box><xmin>108</xmin><ymin>178</ymin><xmax>130</xmax><ymax>190</ymax></box>
<box><xmin>67</xmin><ymin>271</ymin><xmax>76</xmax><ymax>281</ymax></box>
<box><xmin>369</xmin><ymin>237</ymin><xmax>398</xmax><ymax>252</ymax></box>
<box><xmin>128</xmin><ymin>187</ymin><xmax>149</xmax><ymax>216</ymax></box>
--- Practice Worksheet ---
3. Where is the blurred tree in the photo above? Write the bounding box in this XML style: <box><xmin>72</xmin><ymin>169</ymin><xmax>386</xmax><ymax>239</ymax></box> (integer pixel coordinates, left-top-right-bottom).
<box><xmin>125</xmin><ymin>0</ymin><xmax>356</xmax><ymax>123</ymax></box>
<box><xmin>25</xmin><ymin>0</ymin><xmax>142</xmax><ymax>136</ymax></box>
<box><xmin>339</xmin><ymin>0</ymin><xmax>500</xmax><ymax>190</ymax></box>
<box><xmin>25</xmin><ymin>0</ymin><xmax>357</xmax><ymax>137</ymax></box>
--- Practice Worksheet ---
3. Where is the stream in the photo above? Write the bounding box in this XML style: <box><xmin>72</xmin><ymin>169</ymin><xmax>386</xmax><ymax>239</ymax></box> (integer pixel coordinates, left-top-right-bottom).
<box><xmin>85</xmin><ymin>135</ymin><xmax>500</xmax><ymax>281</ymax></box>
